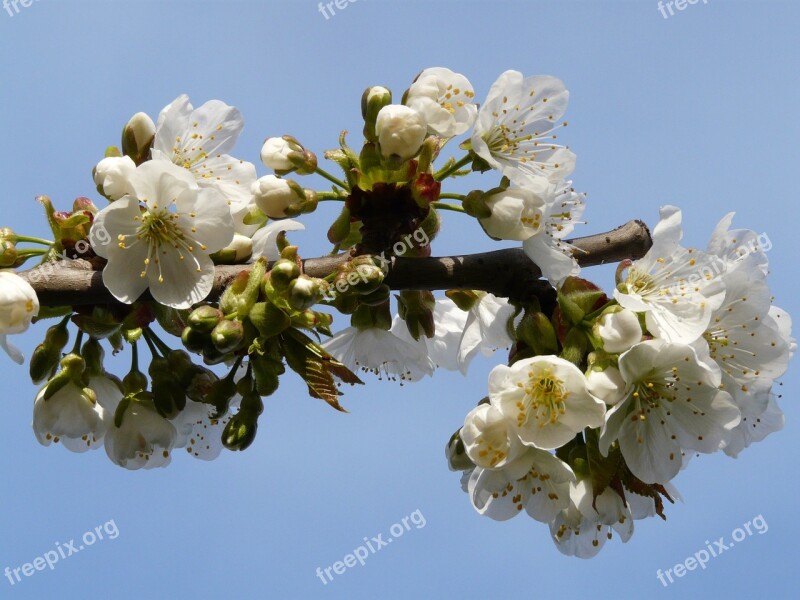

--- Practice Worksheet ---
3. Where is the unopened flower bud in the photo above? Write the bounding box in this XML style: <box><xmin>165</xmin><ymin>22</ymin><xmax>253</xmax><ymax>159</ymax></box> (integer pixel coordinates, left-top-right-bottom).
<box><xmin>121</xmin><ymin>112</ymin><xmax>155</xmax><ymax>166</ymax></box>
<box><xmin>149</xmin><ymin>357</ymin><xmax>187</xmax><ymax>419</ymax></box>
<box><xmin>249</xmin><ymin>301</ymin><xmax>291</xmax><ymax>338</ymax></box>
<box><xmin>93</xmin><ymin>156</ymin><xmax>136</xmax><ymax>201</ymax></box>
<box><xmin>181</xmin><ymin>325</ymin><xmax>208</xmax><ymax>353</ymax></box>
<box><xmin>586</xmin><ymin>365</ymin><xmax>626</xmax><ymax>406</ymax></box>
<box><xmin>188</xmin><ymin>305</ymin><xmax>224</xmax><ymax>333</ymax></box>
<box><xmin>260</xmin><ymin>135</ymin><xmax>317</xmax><ymax>175</ymax></box>
<box><xmin>210</xmin><ymin>319</ymin><xmax>245</xmax><ymax>353</ymax></box>
<box><xmin>397</xmin><ymin>290</ymin><xmax>435</xmax><ymax>340</ymax></box>
<box><xmin>287</xmin><ymin>276</ymin><xmax>321</xmax><ymax>311</ymax></box>
<box><xmin>268</xmin><ymin>258</ymin><xmax>301</xmax><ymax>293</ymax></box>
<box><xmin>251</xmin><ymin>175</ymin><xmax>306</xmax><ymax>219</ymax></box>
<box><xmin>516</xmin><ymin>311</ymin><xmax>559</xmax><ymax>356</ymax></box>
<box><xmin>361</xmin><ymin>86</ymin><xmax>393</xmax><ymax>143</ymax></box>
<box><xmin>1</xmin><ymin>242</ymin><xmax>23</xmax><ymax>268</ymax></box>
<box><xmin>222</xmin><ymin>404</ymin><xmax>261</xmax><ymax>451</ymax></box>
<box><xmin>210</xmin><ymin>233</ymin><xmax>253</xmax><ymax>264</ymax></box>
<box><xmin>122</xmin><ymin>368</ymin><xmax>148</xmax><ymax>395</ymax></box>
<box><xmin>594</xmin><ymin>308</ymin><xmax>642</xmax><ymax>353</ymax></box>
<box><xmin>446</xmin><ymin>429</ymin><xmax>474</xmax><ymax>471</ymax></box>
<box><xmin>375</xmin><ymin>104</ymin><xmax>427</xmax><ymax>164</ymax></box>
<box><xmin>29</xmin><ymin>319</ymin><xmax>70</xmax><ymax>384</ymax></box>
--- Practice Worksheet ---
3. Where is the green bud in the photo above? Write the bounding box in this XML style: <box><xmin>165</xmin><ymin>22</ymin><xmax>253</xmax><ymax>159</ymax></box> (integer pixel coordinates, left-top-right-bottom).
<box><xmin>327</xmin><ymin>206</ymin><xmax>353</xmax><ymax>245</ymax></box>
<box><xmin>181</xmin><ymin>326</ymin><xmax>208</xmax><ymax>353</ymax></box>
<box><xmin>122</xmin><ymin>368</ymin><xmax>148</xmax><ymax>395</ymax></box>
<box><xmin>445</xmin><ymin>289</ymin><xmax>480</xmax><ymax>312</ymax></box>
<box><xmin>188</xmin><ymin>305</ymin><xmax>224</xmax><ymax>333</ymax></box>
<box><xmin>121</xmin><ymin>112</ymin><xmax>155</xmax><ymax>166</ymax></box>
<box><xmin>149</xmin><ymin>357</ymin><xmax>186</xmax><ymax>418</ymax></box>
<box><xmin>205</xmin><ymin>375</ymin><xmax>238</xmax><ymax>417</ymax></box>
<box><xmin>221</xmin><ymin>407</ymin><xmax>261</xmax><ymax>451</ymax></box>
<box><xmin>29</xmin><ymin>319</ymin><xmax>70</xmax><ymax>384</ymax></box>
<box><xmin>210</xmin><ymin>319</ymin><xmax>245</xmax><ymax>353</ymax></box>
<box><xmin>462</xmin><ymin>190</ymin><xmax>492</xmax><ymax>219</ymax></box>
<box><xmin>287</xmin><ymin>276</ymin><xmax>321</xmax><ymax>311</ymax></box>
<box><xmin>249</xmin><ymin>302</ymin><xmax>291</xmax><ymax>338</ymax></box>
<box><xmin>358</xmin><ymin>284</ymin><xmax>391</xmax><ymax>307</ymax></box>
<box><xmin>240</xmin><ymin>391</ymin><xmax>265</xmax><ymax>415</ymax></box>
<box><xmin>445</xmin><ymin>429</ymin><xmax>475</xmax><ymax>471</ymax></box>
<box><xmin>0</xmin><ymin>240</ymin><xmax>19</xmax><ymax>268</ymax></box>
<box><xmin>351</xmin><ymin>302</ymin><xmax>392</xmax><ymax>331</ymax></box>
<box><xmin>517</xmin><ymin>311</ymin><xmax>559</xmax><ymax>356</ymax></box>
<box><xmin>42</xmin><ymin>353</ymin><xmax>86</xmax><ymax>400</ymax></box>
<box><xmin>82</xmin><ymin>338</ymin><xmax>106</xmax><ymax>378</ymax></box>
<box><xmin>361</xmin><ymin>86</ymin><xmax>392</xmax><ymax>143</ymax></box>
<box><xmin>397</xmin><ymin>290</ymin><xmax>435</xmax><ymax>340</ymax></box>
<box><xmin>268</xmin><ymin>258</ymin><xmax>301</xmax><ymax>293</ymax></box>
<box><xmin>219</xmin><ymin>271</ymin><xmax>249</xmax><ymax>315</ymax></box>
<box><xmin>209</xmin><ymin>233</ymin><xmax>253</xmax><ymax>264</ymax></box>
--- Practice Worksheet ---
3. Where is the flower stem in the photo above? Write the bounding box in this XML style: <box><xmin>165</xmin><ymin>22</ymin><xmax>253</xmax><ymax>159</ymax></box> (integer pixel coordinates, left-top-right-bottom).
<box><xmin>145</xmin><ymin>328</ymin><xmax>173</xmax><ymax>356</ymax></box>
<box><xmin>315</xmin><ymin>167</ymin><xmax>349</xmax><ymax>191</ymax></box>
<box><xmin>15</xmin><ymin>248</ymin><xmax>49</xmax><ymax>257</ymax></box>
<box><xmin>432</xmin><ymin>202</ymin><xmax>467</xmax><ymax>214</ymax></box>
<box><xmin>70</xmin><ymin>329</ymin><xmax>84</xmax><ymax>356</ymax></box>
<box><xmin>438</xmin><ymin>193</ymin><xmax>467</xmax><ymax>201</ymax></box>
<box><xmin>434</xmin><ymin>155</ymin><xmax>473</xmax><ymax>181</ymax></box>
<box><xmin>142</xmin><ymin>329</ymin><xmax>162</xmax><ymax>358</ymax></box>
<box><xmin>317</xmin><ymin>192</ymin><xmax>344</xmax><ymax>201</ymax></box>
<box><xmin>13</xmin><ymin>235</ymin><xmax>54</xmax><ymax>246</ymax></box>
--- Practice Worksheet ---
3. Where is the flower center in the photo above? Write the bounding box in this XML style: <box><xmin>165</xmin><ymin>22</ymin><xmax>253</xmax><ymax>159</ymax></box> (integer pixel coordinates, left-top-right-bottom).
<box><xmin>116</xmin><ymin>205</ymin><xmax>204</xmax><ymax>283</ymax></box>
<box><xmin>516</xmin><ymin>368</ymin><xmax>568</xmax><ymax>428</ymax></box>
<box><xmin>475</xmin><ymin>423</ymin><xmax>510</xmax><ymax>468</ymax></box>
<box><xmin>625</xmin><ymin>267</ymin><xmax>657</xmax><ymax>296</ymax></box>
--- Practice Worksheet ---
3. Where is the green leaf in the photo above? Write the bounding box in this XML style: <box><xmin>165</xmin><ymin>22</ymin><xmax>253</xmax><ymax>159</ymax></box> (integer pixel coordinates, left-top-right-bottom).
<box><xmin>281</xmin><ymin>328</ymin><xmax>363</xmax><ymax>412</ymax></box>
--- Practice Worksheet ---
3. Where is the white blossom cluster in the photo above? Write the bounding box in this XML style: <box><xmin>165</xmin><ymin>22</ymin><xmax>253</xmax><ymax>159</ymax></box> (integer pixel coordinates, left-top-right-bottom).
<box><xmin>0</xmin><ymin>68</ymin><xmax>793</xmax><ymax>558</ymax></box>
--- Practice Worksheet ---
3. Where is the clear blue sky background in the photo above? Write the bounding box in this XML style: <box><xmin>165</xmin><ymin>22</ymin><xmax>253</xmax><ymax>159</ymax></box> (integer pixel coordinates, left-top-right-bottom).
<box><xmin>1</xmin><ymin>1</ymin><xmax>798</xmax><ymax>598</ymax></box>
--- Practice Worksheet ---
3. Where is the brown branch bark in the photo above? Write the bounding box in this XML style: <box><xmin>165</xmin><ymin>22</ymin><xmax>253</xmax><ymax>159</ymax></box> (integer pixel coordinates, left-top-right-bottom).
<box><xmin>19</xmin><ymin>220</ymin><xmax>651</xmax><ymax>307</ymax></box>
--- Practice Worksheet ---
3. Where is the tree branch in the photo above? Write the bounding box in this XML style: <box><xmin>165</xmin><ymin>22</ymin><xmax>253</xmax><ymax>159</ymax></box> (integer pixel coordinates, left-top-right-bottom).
<box><xmin>20</xmin><ymin>220</ymin><xmax>651</xmax><ymax>307</ymax></box>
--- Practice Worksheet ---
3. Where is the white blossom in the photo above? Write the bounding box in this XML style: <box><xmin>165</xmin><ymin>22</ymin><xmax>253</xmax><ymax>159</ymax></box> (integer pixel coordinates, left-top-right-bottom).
<box><xmin>321</xmin><ymin>327</ymin><xmax>435</xmax><ymax>382</ymax></box>
<box><xmin>522</xmin><ymin>179</ymin><xmax>585</xmax><ymax>285</ymax></box>
<box><xmin>490</xmin><ymin>356</ymin><xmax>606</xmax><ymax>450</ymax></box>
<box><xmin>615</xmin><ymin>205</ymin><xmax>726</xmax><ymax>344</ymax></box>
<box><xmin>600</xmin><ymin>339</ymin><xmax>740</xmax><ymax>484</ymax></box>
<box><xmin>471</xmin><ymin>70</ymin><xmax>575</xmax><ymax>188</ymax></box>
<box><xmin>405</xmin><ymin>67</ymin><xmax>477</xmax><ymax>138</ymax></box>
<box><xmin>89</xmin><ymin>160</ymin><xmax>235</xmax><ymax>309</ymax></box>
<box><xmin>93</xmin><ymin>156</ymin><xmax>137</xmax><ymax>200</ymax></box>
<box><xmin>0</xmin><ymin>270</ymin><xmax>39</xmax><ymax>364</ymax></box>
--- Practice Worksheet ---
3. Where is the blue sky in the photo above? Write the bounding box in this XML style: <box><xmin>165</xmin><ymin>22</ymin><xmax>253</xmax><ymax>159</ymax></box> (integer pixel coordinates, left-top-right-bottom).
<box><xmin>1</xmin><ymin>1</ymin><xmax>798</xmax><ymax>598</ymax></box>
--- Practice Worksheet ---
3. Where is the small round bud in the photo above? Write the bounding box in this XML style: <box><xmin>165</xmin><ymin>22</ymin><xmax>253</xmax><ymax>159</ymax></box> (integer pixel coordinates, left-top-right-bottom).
<box><xmin>121</xmin><ymin>112</ymin><xmax>155</xmax><ymax>166</ymax></box>
<box><xmin>222</xmin><ymin>407</ymin><xmax>260</xmax><ymax>451</ymax></box>
<box><xmin>93</xmin><ymin>156</ymin><xmax>136</xmax><ymax>201</ymax></box>
<box><xmin>188</xmin><ymin>305</ymin><xmax>224</xmax><ymax>333</ymax></box>
<box><xmin>375</xmin><ymin>104</ymin><xmax>427</xmax><ymax>162</ymax></box>
<box><xmin>287</xmin><ymin>276</ymin><xmax>321</xmax><ymax>311</ymax></box>
<box><xmin>210</xmin><ymin>319</ymin><xmax>245</xmax><ymax>354</ymax></box>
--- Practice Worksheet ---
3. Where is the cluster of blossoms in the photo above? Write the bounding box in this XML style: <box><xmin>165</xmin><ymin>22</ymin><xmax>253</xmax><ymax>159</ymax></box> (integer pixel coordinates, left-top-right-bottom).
<box><xmin>0</xmin><ymin>67</ymin><xmax>793</xmax><ymax>557</ymax></box>
<box><xmin>447</xmin><ymin>204</ymin><xmax>793</xmax><ymax>557</ymax></box>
